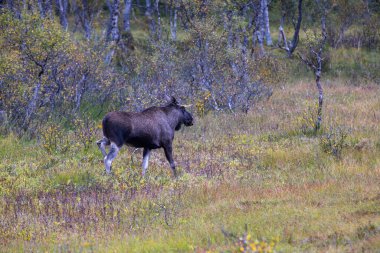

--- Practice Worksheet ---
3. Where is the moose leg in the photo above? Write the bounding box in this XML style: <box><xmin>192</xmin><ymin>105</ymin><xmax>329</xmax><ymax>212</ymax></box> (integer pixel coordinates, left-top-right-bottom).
<box><xmin>104</xmin><ymin>142</ymin><xmax>119</xmax><ymax>174</ymax></box>
<box><xmin>96</xmin><ymin>137</ymin><xmax>110</xmax><ymax>158</ymax></box>
<box><xmin>163</xmin><ymin>145</ymin><xmax>177</xmax><ymax>178</ymax></box>
<box><xmin>142</xmin><ymin>148</ymin><xmax>151</xmax><ymax>176</ymax></box>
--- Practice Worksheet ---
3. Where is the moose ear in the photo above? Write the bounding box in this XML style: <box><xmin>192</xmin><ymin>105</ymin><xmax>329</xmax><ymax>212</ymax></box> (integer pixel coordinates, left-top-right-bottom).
<box><xmin>170</xmin><ymin>96</ymin><xmax>178</xmax><ymax>105</ymax></box>
<box><xmin>164</xmin><ymin>95</ymin><xmax>179</xmax><ymax>106</ymax></box>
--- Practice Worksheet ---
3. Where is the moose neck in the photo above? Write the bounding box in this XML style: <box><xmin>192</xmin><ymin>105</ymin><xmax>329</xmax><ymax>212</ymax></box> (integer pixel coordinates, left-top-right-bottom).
<box><xmin>166</xmin><ymin>107</ymin><xmax>183</xmax><ymax>131</ymax></box>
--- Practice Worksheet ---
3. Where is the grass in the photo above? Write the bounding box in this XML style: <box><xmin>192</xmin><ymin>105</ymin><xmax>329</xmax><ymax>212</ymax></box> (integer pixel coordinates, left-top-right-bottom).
<box><xmin>1</xmin><ymin>80</ymin><xmax>380</xmax><ymax>252</ymax></box>
<box><xmin>329</xmin><ymin>48</ymin><xmax>380</xmax><ymax>84</ymax></box>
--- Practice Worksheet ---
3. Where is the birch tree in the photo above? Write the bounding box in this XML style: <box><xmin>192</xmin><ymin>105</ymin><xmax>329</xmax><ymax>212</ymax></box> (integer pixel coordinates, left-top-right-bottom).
<box><xmin>105</xmin><ymin>0</ymin><xmax>120</xmax><ymax>64</ymax></box>
<box><xmin>72</xmin><ymin>0</ymin><xmax>100</xmax><ymax>40</ymax></box>
<box><xmin>278</xmin><ymin>0</ymin><xmax>303</xmax><ymax>57</ymax></box>
<box><xmin>145</xmin><ymin>0</ymin><xmax>152</xmax><ymax>16</ymax></box>
<box><xmin>262</xmin><ymin>0</ymin><xmax>272</xmax><ymax>46</ymax></box>
<box><xmin>0</xmin><ymin>12</ymin><xmax>114</xmax><ymax>134</ymax></box>
<box><xmin>254</xmin><ymin>0</ymin><xmax>265</xmax><ymax>56</ymax></box>
<box><xmin>82</xmin><ymin>0</ymin><xmax>92</xmax><ymax>40</ymax></box>
<box><xmin>37</xmin><ymin>0</ymin><xmax>53</xmax><ymax>19</ymax></box>
<box><xmin>169</xmin><ymin>0</ymin><xmax>177</xmax><ymax>40</ymax></box>
<box><xmin>123</xmin><ymin>0</ymin><xmax>132</xmax><ymax>33</ymax></box>
<box><xmin>298</xmin><ymin>0</ymin><xmax>327</xmax><ymax>131</ymax></box>
<box><xmin>110</xmin><ymin>0</ymin><xmax>120</xmax><ymax>42</ymax></box>
<box><xmin>122</xmin><ymin>0</ymin><xmax>135</xmax><ymax>52</ymax></box>
<box><xmin>154</xmin><ymin>0</ymin><xmax>161</xmax><ymax>40</ymax></box>
<box><xmin>56</xmin><ymin>0</ymin><xmax>68</xmax><ymax>30</ymax></box>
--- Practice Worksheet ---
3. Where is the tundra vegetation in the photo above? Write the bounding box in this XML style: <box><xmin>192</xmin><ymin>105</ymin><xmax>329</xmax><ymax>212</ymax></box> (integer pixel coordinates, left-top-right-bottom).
<box><xmin>0</xmin><ymin>0</ymin><xmax>380</xmax><ymax>252</ymax></box>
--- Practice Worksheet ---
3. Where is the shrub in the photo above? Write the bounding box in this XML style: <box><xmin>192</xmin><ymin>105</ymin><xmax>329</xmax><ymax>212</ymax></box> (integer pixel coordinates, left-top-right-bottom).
<box><xmin>0</xmin><ymin>11</ymin><xmax>116</xmax><ymax>136</ymax></box>
<box><xmin>297</xmin><ymin>101</ymin><xmax>319</xmax><ymax>135</ymax></box>
<box><xmin>39</xmin><ymin>123</ymin><xmax>71</xmax><ymax>154</ymax></box>
<box><xmin>195</xmin><ymin>92</ymin><xmax>212</xmax><ymax>117</ymax></box>
<box><xmin>319</xmin><ymin>127</ymin><xmax>349</xmax><ymax>158</ymax></box>
<box><xmin>73</xmin><ymin>116</ymin><xmax>97</xmax><ymax>150</ymax></box>
<box><xmin>221</xmin><ymin>226</ymin><xmax>279</xmax><ymax>253</ymax></box>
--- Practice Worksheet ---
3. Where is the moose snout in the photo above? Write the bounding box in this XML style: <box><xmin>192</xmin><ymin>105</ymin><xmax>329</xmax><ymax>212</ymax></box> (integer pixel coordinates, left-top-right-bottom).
<box><xmin>186</xmin><ymin>118</ymin><xmax>194</xmax><ymax>126</ymax></box>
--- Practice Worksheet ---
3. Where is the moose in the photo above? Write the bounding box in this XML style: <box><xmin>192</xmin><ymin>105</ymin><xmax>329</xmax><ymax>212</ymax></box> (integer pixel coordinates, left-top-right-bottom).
<box><xmin>96</xmin><ymin>97</ymin><xmax>193</xmax><ymax>177</ymax></box>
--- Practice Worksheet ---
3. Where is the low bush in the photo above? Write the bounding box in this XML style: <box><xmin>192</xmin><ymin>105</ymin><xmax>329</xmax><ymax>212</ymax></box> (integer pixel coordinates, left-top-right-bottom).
<box><xmin>319</xmin><ymin>126</ymin><xmax>349</xmax><ymax>159</ymax></box>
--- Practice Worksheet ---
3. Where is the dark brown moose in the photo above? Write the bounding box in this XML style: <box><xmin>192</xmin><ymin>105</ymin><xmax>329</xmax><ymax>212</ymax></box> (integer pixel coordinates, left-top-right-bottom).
<box><xmin>97</xmin><ymin>97</ymin><xmax>193</xmax><ymax>177</ymax></box>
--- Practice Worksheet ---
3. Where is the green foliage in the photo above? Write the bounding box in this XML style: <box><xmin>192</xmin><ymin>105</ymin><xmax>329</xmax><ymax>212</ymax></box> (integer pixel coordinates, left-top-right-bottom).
<box><xmin>356</xmin><ymin>223</ymin><xmax>379</xmax><ymax>240</ymax></box>
<box><xmin>0</xmin><ymin>11</ymin><xmax>115</xmax><ymax>135</ymax></box>
<box><xmin>330</xmin><ymin>48</ymin><xmax>380</xmax><ymax>83</ymax></box>
<box><xmin>40</xmin><ymin>123</ymin><xmax>71</xmax><ymax>154</ymax></box>
<box><xmin>319</xmin><ymin>126</ymin><xmax>349</xmax><ymax>158</ymax></box>
<box><xmin>195</xmin><ymin>91</ymin><xmax>212</xmax><ymax>116</ymax></box>
<box><xmin>237</xmin><ymin>237</ymin><xmax>278</xmax><ymax>253</ymax></box>
<box><xmin>220</xmin><ymin>227</ymin><xmax>279</xmax><ymax>253</ymax></box>
<box><xmin>297</xmin><ymin>101</ymin><xmax>319</xmax><ymax>135</ymax></box>
<box><xmin>73</xmin><ymin>116</ymin><xmax>97</xmax><ymax>150</ymax></box>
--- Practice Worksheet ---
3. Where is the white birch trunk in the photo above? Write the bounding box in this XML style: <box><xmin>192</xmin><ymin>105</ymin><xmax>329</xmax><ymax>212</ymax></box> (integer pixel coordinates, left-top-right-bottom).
<box><xmin>256</xmin><ymin>0</ymin><xmax>265</xmax><ymax>56</ymax></box>
<box><xmin>155</xmin><ymin>0</ymin><xmax>161</xmax><ymax>40</ymax></box>
<box><xmin>110</xmin><ymin>0</ymin><xmax>120</xmax><ymax>41</ymax></box>
<box><xmin>56</xmin><ymin>0</ymin><xmax>68</xmax><ymax>30</ymax></box>
<box><xmin>262</xmin><ymin>0</ymin><xmax>272</xmax><ymax>46</ymax></box>
<box><xmin>145</xmin><ymin>0</ymin><xmax>152</xmax><ymax>16</ymax></box>
<box><xmin>124</xmin><ymin>0</ymin><xmax>132</xmax><ymax>32</ymax></box>
<box><xmin>79</xmin><ymin>0</ymin><xmax>92</xmax><ymax>40</ymax></box>
<box><xmin>169</xmin><ymin>0</ymin><xmax>177</xmax><ymax>40</ymax></box>
<box><xmin>38</xmin><ymin>0</ymin><xmax>45</xmax><ymax>18</ymax></box>
<box><xmin>25</xmin><ymin>81</ymin><xmax>41</xmax><ymax>127</ymax></box>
